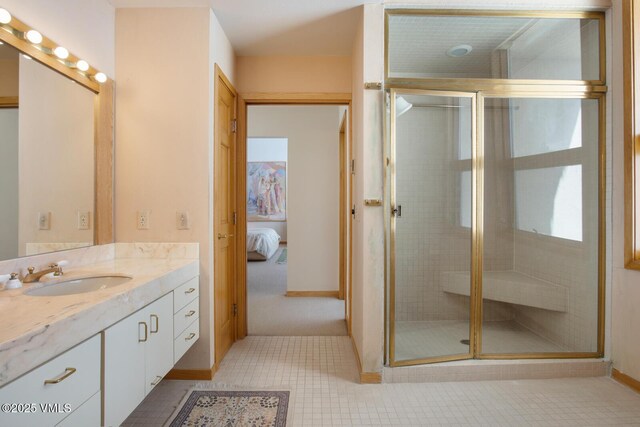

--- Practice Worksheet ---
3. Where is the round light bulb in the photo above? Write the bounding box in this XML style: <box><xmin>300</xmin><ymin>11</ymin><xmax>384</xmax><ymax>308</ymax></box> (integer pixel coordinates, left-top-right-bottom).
<box><xmin>26</xmin><ymin>30</ymin><xmax>43</xmax><ymax>44</ymax></box>
<box><xmin>76</xmin><ymin>60</ymin><xmax>89</xmax><ymax>71</ymax></box>
<box><xmin>94</xmin><ymin>72</ymin><xmax>107</xmax><ymax>83</ymax></box>
<box><xmin>54</xmin><ymin>46</ymin><xmax>69</xmax><ymax>59</ymax></box>
<box><xmin>0</xmin><ymin>8</ymin><xmax>11</xmax><ymax>25</ymax></box>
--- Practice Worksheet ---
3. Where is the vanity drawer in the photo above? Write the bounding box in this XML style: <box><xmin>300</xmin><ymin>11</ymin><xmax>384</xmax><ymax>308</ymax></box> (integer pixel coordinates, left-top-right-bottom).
<box><xmin>174</xmin><ymin>276</ymin><xmax>199</xmax><ymax>313</ymax></box>
<box><xmin>0</xmin><ymin>334</ymin><xmax>100</xmax><ymax>427</ymax></box>
<box><xmin>174</xmin><ymin>297</ymin><xmax>199</xmax><ymax>337</ymax></box>
<box><xmin>174</xmin><ymin>317</ymin><xmax>199</xmax><ymax>363</ymax></box>
<box><xmin>55</xmin><ymin>391</ymin><xmax>100</xmax><ymax>427</ymax></box>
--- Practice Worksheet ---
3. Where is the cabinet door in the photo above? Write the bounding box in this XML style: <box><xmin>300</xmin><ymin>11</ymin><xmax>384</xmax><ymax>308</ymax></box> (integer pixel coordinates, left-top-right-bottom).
<box><xmin>103</xmin><ymin>310</ymin><xmax>147</xmax><ymax>427</ymax></box>
<box><xmin>145</xmin><ymin>293</ymin><xmax>174</xmax><ymax>394</ymax></box>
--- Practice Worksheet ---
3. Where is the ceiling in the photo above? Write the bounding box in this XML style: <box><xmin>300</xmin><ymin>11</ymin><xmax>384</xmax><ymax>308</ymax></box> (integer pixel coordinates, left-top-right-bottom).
<box><xmin>388</xmin><ymin>15</ymin><xmax>532</xmax><ymax>78</ymax></box>
<box><xmin>108</xmin><ymin>0</ymin><xmax>380</xmax><ymax>56</ymax></box>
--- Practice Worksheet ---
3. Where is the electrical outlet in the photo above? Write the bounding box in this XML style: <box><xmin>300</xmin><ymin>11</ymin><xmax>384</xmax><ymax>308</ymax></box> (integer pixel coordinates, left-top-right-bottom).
<box><xmin>137</xmin><ymin>210</ymin><xmax>150</xmax><ymax>230</ymax></box>
<box><xmin>176</xmin><ymin>211</ymin><xmax>190</xmax><ymax>230</ymax></box>
<box><xmin>37</xmin><ymin>212</ymin><xmax>51</xmax><ymax>230</ymax></box>
<box><xmin>77</xmin><ymin>211</ymin><xmax>90</xmax><ymax>230</ymax></box>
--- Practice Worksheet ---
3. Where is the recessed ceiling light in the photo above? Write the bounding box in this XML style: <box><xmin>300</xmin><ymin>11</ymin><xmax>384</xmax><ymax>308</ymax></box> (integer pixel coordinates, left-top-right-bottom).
<box><xmin>447</xmin><ymin>44</ymin><xmax>473</xmax><ymax>58</ymax></box>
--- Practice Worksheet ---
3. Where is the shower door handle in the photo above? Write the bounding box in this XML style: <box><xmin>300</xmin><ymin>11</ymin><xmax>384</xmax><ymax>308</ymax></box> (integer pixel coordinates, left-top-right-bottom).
<box><xmin>392</xmin><ymin>205</ymin><xmax>402</xmax><ymax>217</ymax></box>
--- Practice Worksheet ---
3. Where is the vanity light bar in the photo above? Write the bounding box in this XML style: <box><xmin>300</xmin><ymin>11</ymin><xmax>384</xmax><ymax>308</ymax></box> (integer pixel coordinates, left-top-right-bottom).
<box><xmin>0</xmin><ymin>7</ymin><xmax>106</xmax><ymax>92</ymax></box>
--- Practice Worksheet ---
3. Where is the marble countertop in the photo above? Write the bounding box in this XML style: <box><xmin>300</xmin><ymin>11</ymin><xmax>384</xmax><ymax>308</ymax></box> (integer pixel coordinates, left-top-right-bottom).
<box><xmin>0</xmin><ymin>257</ymin><xmax>199</xmax><ymax>386</ymax></box>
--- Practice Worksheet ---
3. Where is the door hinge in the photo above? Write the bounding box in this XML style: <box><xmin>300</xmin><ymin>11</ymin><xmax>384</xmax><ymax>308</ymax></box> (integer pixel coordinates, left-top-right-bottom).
<box><xmin>233</xmin><ymin>303</ymin><xmax>238</xmax><ymax>316</ymax></box>
<box><xmin>351</xmin><ymin>159</ymin><xmax>355</xmax><ymax>175</ymax></box>
<box><xmin>392</xmin><ymin>205</ymin><xmax>402</xmax><ymax>218</ymax></box>
<box><xmin>351</xmin><ymin>204</ymin><xmax>356</xmax><ymax>219</ymax></box>
<box><xmin>231</xmin><ymin>119</ymin><xmax>237</xmax><ymax>133</ymax></box>
<box><xmin>233</xmin><ymin>211</ymin><xmax>237</xmax><ymax>225</ymax></box>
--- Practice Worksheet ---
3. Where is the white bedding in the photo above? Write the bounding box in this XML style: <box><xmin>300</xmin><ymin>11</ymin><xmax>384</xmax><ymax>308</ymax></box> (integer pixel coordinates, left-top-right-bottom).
<box><xmin>247</xmin><ymin>228</ymin><xmax>281</xmax><ymax>259</ymax></box>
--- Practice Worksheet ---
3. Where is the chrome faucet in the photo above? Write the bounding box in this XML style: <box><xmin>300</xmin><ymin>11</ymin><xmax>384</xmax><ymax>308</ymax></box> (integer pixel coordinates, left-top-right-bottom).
<box><xmin>23</xmin><ymin>262</ymin><xmax>66</xmax><ymax>283</ymax></box>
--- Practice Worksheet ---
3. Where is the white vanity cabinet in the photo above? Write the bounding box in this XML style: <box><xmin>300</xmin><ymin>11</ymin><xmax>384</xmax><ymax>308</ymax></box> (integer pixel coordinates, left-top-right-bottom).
<box><xmin>173</xmin><ymin>276</ymin><xmax>200</xmax><ymax>363</ymax></box>
<box><xmin>103</xmin><ymin>292</ymin><xmax>173</xmax><ymax>427</ymax></box>
<box><xmin>0</xmin><ymin>334</ymin><xmax>101</xmax><ymax>427</ymax></box>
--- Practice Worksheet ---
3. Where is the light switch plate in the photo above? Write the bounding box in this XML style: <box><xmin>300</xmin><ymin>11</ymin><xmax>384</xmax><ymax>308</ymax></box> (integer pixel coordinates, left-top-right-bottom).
<box><xmin>176</xmin><ymin>211</ymin><xmax>190</xmax><ymax>230</ymax></box>
<box><xmin>137</xmin><ymin>210</ymin><xmax>150</xmax><ymax>230</ymax></box>
<box><xmin>38</xmin><ymin>212</ymin><xmax>51</xmax><ymax>230</ymax></box>
<box><xmin>77</xmin><ymin>211</ymin><xmax>90</xmax><ymax>230</ymax></box>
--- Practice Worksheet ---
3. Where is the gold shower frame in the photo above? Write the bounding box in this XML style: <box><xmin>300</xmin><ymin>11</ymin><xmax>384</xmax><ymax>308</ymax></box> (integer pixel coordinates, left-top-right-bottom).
<box><xmin>385</xmin><ymin>9</ymin><xmax>607</xmax><ymax>367</ymax></box>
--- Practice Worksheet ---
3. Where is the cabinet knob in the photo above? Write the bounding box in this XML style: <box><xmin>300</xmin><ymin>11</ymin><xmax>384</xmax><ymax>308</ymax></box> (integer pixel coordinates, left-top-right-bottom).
<box><xmin>185</xmin><ymin>288</ymin><xmax>196</xmax><ymax>294</ymax></box>
<box><xmin>185</xmin><ymin>310</ymin><xmax>196</xmax><ymax>317</ymax></box>
<box><xmin>185</xmin><ymin>333</ymin><xmax>196</xmax><ymax>341</ymax></box>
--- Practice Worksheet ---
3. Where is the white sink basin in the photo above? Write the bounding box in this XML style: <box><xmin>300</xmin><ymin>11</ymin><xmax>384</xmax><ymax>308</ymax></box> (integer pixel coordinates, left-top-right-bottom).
<box><xmin>26</xmin><ymin>275</ymin><xmax>132</xmax><ymax>297</ymax></box>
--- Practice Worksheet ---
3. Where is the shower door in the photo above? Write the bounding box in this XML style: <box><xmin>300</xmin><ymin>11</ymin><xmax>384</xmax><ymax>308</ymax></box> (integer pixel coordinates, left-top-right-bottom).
<box><xmin>389</xmin><ymin>89</ymin><xmax>477</xmax><ymax>365</ymax></box>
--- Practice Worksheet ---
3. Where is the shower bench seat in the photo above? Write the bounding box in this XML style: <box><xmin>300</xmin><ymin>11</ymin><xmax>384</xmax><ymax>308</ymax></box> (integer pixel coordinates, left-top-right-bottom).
<box><xmin>441</xmin><ymin>270</ymin><xmax>567</xmax><ymax>312</ymax></box>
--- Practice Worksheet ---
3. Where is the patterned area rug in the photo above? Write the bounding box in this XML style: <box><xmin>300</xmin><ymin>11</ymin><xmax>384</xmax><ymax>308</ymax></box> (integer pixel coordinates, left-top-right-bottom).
<box><xmin>276</xmin><ymin>248</ymin><xmax>287</xmax><ymax>264</ymax></box>
<box><xmin>168</xmin><ymin>390</ymin><xmax>289</xmax><ymax>427</ymax></box>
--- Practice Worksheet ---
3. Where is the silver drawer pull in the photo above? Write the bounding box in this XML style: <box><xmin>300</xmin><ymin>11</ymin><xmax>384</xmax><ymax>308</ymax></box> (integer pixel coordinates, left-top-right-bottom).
<box><xmin>185</xmin><ymin>310</ymin><xmax>196</xmax><ymax>317</ymax></box>
<box><xmin>185</xmin><ymin>333</ymin><xmax>196</xmax><ymax>341</ymax></box>
<box><xmin>150</xmin><ymin>314</ymin><xmax>159</xmax><ymax>334</ymax></box>
<box><xmin>185</xmin><ymin>288</ymin><xmax>196</xmax><ymax>294</ymax></box>
<box><xmin>150</xmin><ymin>375</ymin><xmax>163</xmax><ymax>386</ymax></box>
<box><xmin>44</xmin><ymin>367</ymin><xmax>76</xmax><ymax>385</ymax></box>
<box><xmin>139</xmin><ymin>321</ymin><xmax>148</xmax><ymax>342</ymax></box>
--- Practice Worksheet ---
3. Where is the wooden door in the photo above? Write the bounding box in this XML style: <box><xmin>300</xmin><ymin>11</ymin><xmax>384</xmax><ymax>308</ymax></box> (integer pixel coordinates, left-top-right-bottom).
<box><xmin>214</xmin><ymin>65</ymin><xmax>237</xmax><ymax>368</ymax></box>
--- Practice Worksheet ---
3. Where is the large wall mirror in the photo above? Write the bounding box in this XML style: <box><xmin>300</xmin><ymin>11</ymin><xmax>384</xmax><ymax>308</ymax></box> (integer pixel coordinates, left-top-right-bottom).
<box><xmin>0</xmin><ymin>10</ymin><xmax>114</xmax><ymax>262</ymax></box>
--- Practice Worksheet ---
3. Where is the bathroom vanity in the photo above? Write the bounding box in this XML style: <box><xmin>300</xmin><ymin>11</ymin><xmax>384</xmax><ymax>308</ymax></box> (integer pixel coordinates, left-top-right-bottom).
<box><xmin>0</xmin><ymin>245</ymin><xmax>200</xmax><ymax>427</ymax></box>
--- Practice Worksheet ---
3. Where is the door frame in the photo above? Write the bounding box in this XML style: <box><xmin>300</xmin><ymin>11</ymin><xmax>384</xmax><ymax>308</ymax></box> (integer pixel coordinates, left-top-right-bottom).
<box><xmin>234</xmin><ymin>93</ymin><xmax>353</xmax><ymax>339</ymax></box>
<box><xmin>388</xmin><ymin>88</ymin><xmax>478</xmax><ymax>367</ymax></box>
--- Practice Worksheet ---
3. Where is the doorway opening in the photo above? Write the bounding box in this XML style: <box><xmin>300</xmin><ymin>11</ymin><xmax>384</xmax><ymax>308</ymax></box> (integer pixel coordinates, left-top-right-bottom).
<box><xmin>243</xmin><ymin>104</ymin><xmax>350</xmax><ymax>336</ymax></box>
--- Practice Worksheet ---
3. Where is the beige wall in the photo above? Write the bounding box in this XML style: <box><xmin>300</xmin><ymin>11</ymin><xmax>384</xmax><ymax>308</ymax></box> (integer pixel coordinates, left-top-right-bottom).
<box><xmin>236</xmin><ymin>56</ymin><xmax>351</xmax><ymax>94</ymax></box>
<box><xmin>248</xmin><ymin>105</ymin><xmax>341</xmax><ymax>292</ymax></box>
<box><xmin>350</xmin><ymin>3</ymin><xmax>385</xmax><ymax>374</ymax></box>
<box><xmin>18</xmin><ymin>56</ymin><xmax>95</xmax><ymax>256</ymax></box>
<box><xmin>115</xmin><ymin>7</ymin><xmax>236</xmax><ymax>371</ymax></box>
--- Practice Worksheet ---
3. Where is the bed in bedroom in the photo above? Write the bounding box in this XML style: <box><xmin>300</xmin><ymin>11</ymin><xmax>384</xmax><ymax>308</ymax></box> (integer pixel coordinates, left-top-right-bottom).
<box><xmin>247</xmin><ymin>227</ymin><xmax>281</xmax><ymax>261</ymax></box>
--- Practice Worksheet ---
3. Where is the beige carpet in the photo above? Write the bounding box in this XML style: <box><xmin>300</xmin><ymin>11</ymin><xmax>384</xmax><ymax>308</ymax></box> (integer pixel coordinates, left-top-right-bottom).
<box><xmin>247</xmin><ymin>245</ymin><xmax>347</xmax><ymax>336</ymax></box>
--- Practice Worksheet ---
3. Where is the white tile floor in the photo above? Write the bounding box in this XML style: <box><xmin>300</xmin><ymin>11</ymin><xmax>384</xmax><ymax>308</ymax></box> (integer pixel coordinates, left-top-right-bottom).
<box><xmin>124</xmin><ymin>336</ymin><xmax>640</xmax><ymax>426</ymax></box>
<box><xmin>396</xmin><ymin>320</ymin><xmax>564</xmax><ymax>361</ymax></box>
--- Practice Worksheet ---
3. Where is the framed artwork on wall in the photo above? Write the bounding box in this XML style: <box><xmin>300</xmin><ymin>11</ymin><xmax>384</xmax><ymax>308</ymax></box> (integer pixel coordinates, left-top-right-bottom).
<box><xmin>247</xmin><ymin>161</ymin><xmax>286</xmax><ymax>221</ymax></box>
